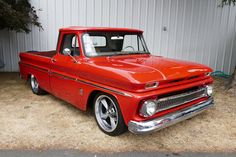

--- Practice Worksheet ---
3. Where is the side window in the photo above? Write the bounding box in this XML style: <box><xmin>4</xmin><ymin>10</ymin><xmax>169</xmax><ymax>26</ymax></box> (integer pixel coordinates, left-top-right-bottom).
<box><xmin>72</xmin><ymin>36</ymin><xmax>79</xmax><ymax>48</ymax></box>
<box><xmin>60</xmin><ymin>34</ymin><xmax>80</xmax><ymax>56</ymax></box>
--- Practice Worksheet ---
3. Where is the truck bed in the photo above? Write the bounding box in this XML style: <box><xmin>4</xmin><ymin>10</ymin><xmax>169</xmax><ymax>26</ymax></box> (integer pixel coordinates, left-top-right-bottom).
<box><xmin>19</xmin><ymin>50</ymin><xmax>56</xmax><ymax>82</ymax></box>
<box><xmin>26</xmin><ymin>50</ymin><xmax>56</xmax><ymax>58</ymax></box>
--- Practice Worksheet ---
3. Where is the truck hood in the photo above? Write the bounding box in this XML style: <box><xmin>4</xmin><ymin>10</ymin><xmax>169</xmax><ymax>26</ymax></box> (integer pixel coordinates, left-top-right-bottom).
<box><xmin>80</xmin><ymin>54</ymin><xmax>212</xmax><ymax>92</ymax></box>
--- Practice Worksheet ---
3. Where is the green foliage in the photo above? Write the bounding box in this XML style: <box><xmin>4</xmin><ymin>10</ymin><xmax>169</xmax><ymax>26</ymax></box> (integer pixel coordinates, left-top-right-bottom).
<box><xmin>0</xmin><ymin>0</ymin><xmax>42</xmax><ymax>33</ymax></box>
<box><xmin>219</xmin><ymin>0</ymin><xmax>236</xmax><ymax>7</ymax></box>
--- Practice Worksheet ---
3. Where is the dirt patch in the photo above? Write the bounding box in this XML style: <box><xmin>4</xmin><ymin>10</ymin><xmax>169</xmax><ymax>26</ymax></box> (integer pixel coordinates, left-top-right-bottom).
<box><xmin>0</xmin><ymin>73</ymin><xmax>235</xmax><ymax>152</ymax></box>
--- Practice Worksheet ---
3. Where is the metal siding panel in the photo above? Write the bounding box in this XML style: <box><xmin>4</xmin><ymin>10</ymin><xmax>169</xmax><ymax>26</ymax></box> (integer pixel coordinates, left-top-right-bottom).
<box><xmin>79</xmin><ymin>0</ymin><xmax>87</xmax><ymax>26</ymax></box>
<box><xmin>175</xmin><ymin>0</ymin><xmax>185</xmax><ymax>60</ymax></box>
<box><xmin>63</xmin><ymin>0</ymin><xmax>71</xmax><ymax>27</ymax></box>
<box><xmin>9</xmin><ymin>31</ymin><xmax>13</xmax><ymax>71</ymax></box>
<box><xmin>1</xmin><ymin>30</ymin><xmax>11</xmax><ymax>71</ymax></box>
<box><xmin>124</xmin><ymin>0</ymin><xmax>132</xmax><ymax>28</ymax></box>
<box><xmin>167</xmin><ymin>0</ymin><xmax>178</xmax><ymax>58</ymax></box>
<box><xmin>205</xmin><ymin>0</ymin><xmax>215</xmax><ymax>66</ymax></box>
<box><xmin>0</xmin><ymin>0</ymin><xmax>236</xmax><ymax>74</ymax></box>
<box><xmin>184</xmin><ymin>0</ymin><xmax>197</xmax><ymax>62</ymax></box>
<box><xmin>116</xmin><ymin>0</ymin><xmax>125</xmax><ymax>27</ymax></box>
<box><xmin>232</xmin><ymin>32</ymin><xmax>236</xmax><ymax>73</ymax></box>
<box><xmin>198</xmin><ymin>0</ymin><xmax>208</xmax><ymax>65</ymax></box>
<box><xmin>179</xmin><ymin>0</ymin><xmax>187</xmax><ymax>60</ymax></box>
<box><xmin>161</xmin><ymin>0</ymin><xmax>171</xmax><ymax>57</ymax></box>
<box><xmin>185</xmin><ymin>0</ymin><xmax>194</xmax><ymax>61</ymax></box>
<box><xmin>208</xmin><ymin>0</ymin><xmax>217</xmax><ymax>69</ymax></box>
<box><xmin>71</xmin><ymin>0</ymin><xmax>79</xmax><ymax>25</ymax></box>
<box><xmin>86</xmin><ymin>0</ymin><xmax>95</xmax><ymax>26</ymax></box>
<box><xmin>146</xmin><ymin>0</ymin><xmax>156</xmax><ymax>53</ymax></box>
<box><xmin>55</xmin><ymin>0</ymin><xmax>64</xmax><ymax>32</ymax></box>
<box><xmin>48</xmin><ymin>0</ymin><xmax>56</xmax><ymax>50</ymax></box>
<box><xmin>221</xmin><ymin>6</ymin><xmax>231</xmax><ymax>73</ymax></box>
<box><xmin>225</xmin><ymin>5</ymin><xmax>236</xmax><ymax>74</ymax></box>
<box><xmin>0</xmin><ymin>31</ymin><xmax>5</xmax><ymax>71</ymax></box>
<box><xmin>230</xmin><ymin>6</ymin><xmax>236</xmax><ymax>73</ymax></box>
<box><xmin>109</xmin><ymin>0</ymin><xmax>118</xmax><ymax>27</ymax></box>
<box><xmin>212</xmin><ymin>0</ymin><xmax>223</xmax><ymax>70</ymax></box>
<box><xmin>138</xmin><ymin>0</ymin><xmax>148</xmax><ymax>40</ymax></box>
<box><xmin>165</xmin><ymin>0</ymin><xmax>172</xmax><ymax>57</ymax></box>
<box><xmin>102</xmin><ymin>0</ymin><xmax>110</xmax><ymax>26</ymax></box>
<box><xmin>0</xmin><ymin>35</ymin><xmax>4</xmax><ymax>71</ymax></box>
<box><xmin>194</xmin><ymin>0</ymin><xmax>203</xmax><ymax>63</ymax></box>
<box><xmin>158</xmin><ymin>0</ymin><xmax>164</xmax><ymax>55</ymax></box>
<box><xmin>94</xmin><ymin>0</ymin><xmax>102</xmax><ymax>26</ymax></box>
<box><xmin>132</xmin><ymin>0</ymin><xmax>140</xmax><ymax>29</ymax></box>
<box><xmin>205</xmin><ymin>0</ymin><xmax>216</xmax><ymax>67</ymax></box>
<box><xmin>39</xmin><ymin>0</ymin><xmax>48</xmax><ymax>51</ymax></box>
<box><xmin>10</xmin><ymin>32</ymin><xmax>19</xmax><ymax>71</ymax></box>
<box><xmin>216</xmin><ymin>6</ymin><xmax>229</xmax><ymax>71</ymax></box>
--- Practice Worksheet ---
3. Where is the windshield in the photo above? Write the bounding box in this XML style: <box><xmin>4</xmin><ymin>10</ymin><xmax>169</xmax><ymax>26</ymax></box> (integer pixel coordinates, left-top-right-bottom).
<box><xmin>82</xmin><ymin>32</ymin><xmax>149</xmax><ymax>57</ymax></box>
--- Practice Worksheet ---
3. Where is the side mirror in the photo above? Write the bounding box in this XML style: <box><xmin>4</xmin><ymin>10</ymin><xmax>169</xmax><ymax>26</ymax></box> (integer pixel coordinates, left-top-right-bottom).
<box><xmin>62</xmin><ymin>48</ymin><xmax>79</xmax><ymax>64</ymax></box>
<box><xmin>62</xmin><ymin>48</ymin><xmax>71</xmax><ymax>56</ymax></box>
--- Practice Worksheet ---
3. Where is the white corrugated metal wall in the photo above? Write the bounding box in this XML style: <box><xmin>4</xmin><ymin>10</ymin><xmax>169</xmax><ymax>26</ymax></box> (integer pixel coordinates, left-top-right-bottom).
<box><xmin>0</xmin><ymin>0</ymin><xmax>235</xmax><ymax>74</ymax></box>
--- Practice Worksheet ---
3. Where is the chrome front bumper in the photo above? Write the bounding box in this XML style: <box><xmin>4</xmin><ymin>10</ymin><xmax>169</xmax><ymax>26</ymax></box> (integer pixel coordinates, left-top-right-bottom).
<box><xmin>128</xmin><ymin>97</ymin><xmax>214</xmax><ymax>134</ymax></box>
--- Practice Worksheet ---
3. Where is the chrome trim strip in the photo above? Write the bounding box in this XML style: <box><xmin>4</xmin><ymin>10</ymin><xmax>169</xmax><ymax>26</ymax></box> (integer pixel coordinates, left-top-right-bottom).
<box><xmin>51</xmin><ymin>71</ymin><xmax>132</xmax><ymax>97</ymax></box>
<box><xmin>77</xmin><ymin>79</ymin><xmax>132</xmax><ymax>97</ymax></box>
<box><xmin>128</xmin><ymin>97</ymin><xmax>214</xmax><ymax>134</ymax></box>
<box><xmin>21</xmin><ymin>62</ymin><xmax>132</xmax><ymax>97</ymax></box>
<box><xmin>50</xmin><ymin>71</ymin><xmax>75</xmax><ymax>81</ymax></box>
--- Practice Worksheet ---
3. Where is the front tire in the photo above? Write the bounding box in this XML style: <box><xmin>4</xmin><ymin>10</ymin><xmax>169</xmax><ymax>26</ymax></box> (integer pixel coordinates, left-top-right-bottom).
<box><xmin>30</xmin><ymin>75</ymin><xmax>47</xmax><ymax>95</ymax></box>
<box><xmin>93</xmin><ymin>93</ymin><xmax>127</xmax><ymax>136</ymax></box>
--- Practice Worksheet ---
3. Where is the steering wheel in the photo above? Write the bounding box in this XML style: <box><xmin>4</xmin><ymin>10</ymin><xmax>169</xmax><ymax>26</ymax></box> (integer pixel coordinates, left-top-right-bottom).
<box><xmin>122</xmin><ymin>46</ymin><xmax>135</xmax><ymax>51</ymax></box>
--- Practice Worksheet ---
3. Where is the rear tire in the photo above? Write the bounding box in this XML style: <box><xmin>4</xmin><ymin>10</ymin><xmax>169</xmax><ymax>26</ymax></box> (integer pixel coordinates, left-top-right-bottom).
<box><xmin>30</xmin><ymin>74</ymin><xmax>47</xmax><ymax>95</ymax></box>
<box><xmin>93</xmin><ymin>92</ymin><xmax>127</xmax><ymax>136</ymax></box>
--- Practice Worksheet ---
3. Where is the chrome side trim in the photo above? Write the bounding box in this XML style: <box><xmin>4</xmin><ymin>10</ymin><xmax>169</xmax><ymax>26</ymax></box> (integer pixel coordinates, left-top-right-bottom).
<box><xmin>21</xmin><ymin>62</ymin><xmax>132</xmax><ymax>97</ymax></box>
<box><xmin>128</xmin><ymin>97</ymin><xmax>214</xmax><ymax>134</ymax></box>
<box><xmin>50</xmin><ymin>71</ymin><xmax>75</xmax><ymax>81</ymax></box>
<box><xmin>77</xmin><ymin>79</ymin><xmax>133</xmax><ymax>97</ymax></box>
<box><xmin>51</xmin><ymin>71</ymin><xmax>132</xmax><ymax>97</ymax></box>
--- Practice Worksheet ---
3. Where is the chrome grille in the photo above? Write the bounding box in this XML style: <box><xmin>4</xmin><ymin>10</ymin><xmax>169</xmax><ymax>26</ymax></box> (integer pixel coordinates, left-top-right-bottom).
<box><xmin>155</xmin><ymin>87</ymin><xmax>207</xmax><ymax>112</ymax></box>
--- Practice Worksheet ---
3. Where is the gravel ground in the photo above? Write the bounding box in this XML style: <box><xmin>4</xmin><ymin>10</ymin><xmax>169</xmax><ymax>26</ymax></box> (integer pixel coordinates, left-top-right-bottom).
<box><xmin>0</xmin><ymin>72</ymin><xmax>235</xmax><ymax>152</ymax></box>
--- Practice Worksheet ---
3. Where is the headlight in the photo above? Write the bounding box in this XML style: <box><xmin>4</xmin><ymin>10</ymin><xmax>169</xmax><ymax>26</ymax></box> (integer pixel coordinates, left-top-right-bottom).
<box><xmin>140</xmin><ymin>100</ymin><xmax>157</xmax><ymax>117</ymax></box>
<box><xmin>206</xmin><ymin>85</ymin><xmax>213</xmax><ymax>96</ymax></box>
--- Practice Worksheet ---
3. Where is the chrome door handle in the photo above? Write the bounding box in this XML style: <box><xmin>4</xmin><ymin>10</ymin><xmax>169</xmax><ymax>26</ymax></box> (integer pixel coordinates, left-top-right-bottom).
<box><xmin>51</xmin><ymin>59</ymin><xmax>57</xmax><ymax>63</ymax></box>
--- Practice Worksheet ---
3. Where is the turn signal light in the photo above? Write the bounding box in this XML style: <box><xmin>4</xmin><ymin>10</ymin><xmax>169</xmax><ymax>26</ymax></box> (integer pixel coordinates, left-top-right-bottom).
<box><xmin>145</xmin><ymin>82</ymin><xmax>158</xmax><ymax>89</ymax></box>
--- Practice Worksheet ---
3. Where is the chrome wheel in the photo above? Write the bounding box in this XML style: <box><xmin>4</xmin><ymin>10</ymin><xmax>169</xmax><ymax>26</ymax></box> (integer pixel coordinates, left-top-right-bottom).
<box><xmin>31</xmin><ymin>75</ymin><xmax>39</xmax><ymax>93</ymax></box>
<box><xmin>95</xmin><ymin>95</ymin><xmax>119</xmax><ymax>132</ymax></box>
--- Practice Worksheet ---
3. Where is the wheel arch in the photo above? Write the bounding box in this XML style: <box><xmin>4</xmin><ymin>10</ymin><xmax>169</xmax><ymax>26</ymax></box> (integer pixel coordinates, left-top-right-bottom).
<box><xmin>27</xmin><ymin>73</ymin><xmax>31</xmax><ymax>81</ymax></box>
<box><xmin>86</xmin><ymin>90</ymin><xmax>99</xmax><ymax>111</ymax></box>
<box><xmin>86</xmin><ymin>90</ymin><xmax>119</xmax><ymax>111</ymax></box>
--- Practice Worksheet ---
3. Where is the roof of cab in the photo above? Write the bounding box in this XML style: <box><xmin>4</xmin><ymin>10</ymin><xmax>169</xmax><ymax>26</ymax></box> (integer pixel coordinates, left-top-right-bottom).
<box><xmin>59</xmin><ymin>26</ymin><xmax>143</xmax><ymax>33</ymax></box>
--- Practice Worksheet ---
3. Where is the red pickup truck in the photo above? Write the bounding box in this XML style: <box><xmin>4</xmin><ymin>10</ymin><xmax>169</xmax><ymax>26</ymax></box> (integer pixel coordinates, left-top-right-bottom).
<box><xmin>19</xmin><ymin>26</ymin><xmax>214</xmax><ymax>136</ymax></box>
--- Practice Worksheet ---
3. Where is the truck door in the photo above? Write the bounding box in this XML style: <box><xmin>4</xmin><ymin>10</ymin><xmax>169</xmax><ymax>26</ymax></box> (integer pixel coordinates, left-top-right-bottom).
<box><xmin>50</xmin><ymin>33</ymin><xmax>82</xmax><ymax>106</ymax></box>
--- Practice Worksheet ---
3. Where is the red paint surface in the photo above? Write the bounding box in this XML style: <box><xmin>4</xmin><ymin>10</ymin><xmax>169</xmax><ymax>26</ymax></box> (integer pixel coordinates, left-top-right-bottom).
<box><xmin>19</xmin><ymin>27</ymin><xmax>213</xmax><ymax>125</ymax></box>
